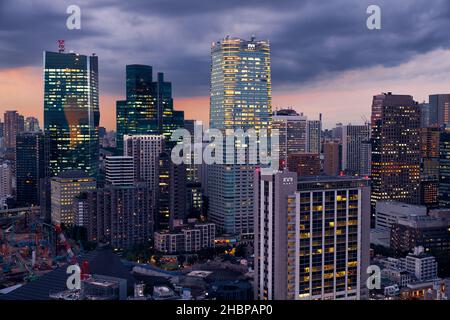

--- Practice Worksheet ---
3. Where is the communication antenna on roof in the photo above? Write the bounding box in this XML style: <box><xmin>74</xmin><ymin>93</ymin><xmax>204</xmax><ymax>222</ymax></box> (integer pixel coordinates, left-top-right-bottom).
<box><xmin>57</xmin><ymin>40</ymin><xmax>65</xmax><ymax>53</ymax></box>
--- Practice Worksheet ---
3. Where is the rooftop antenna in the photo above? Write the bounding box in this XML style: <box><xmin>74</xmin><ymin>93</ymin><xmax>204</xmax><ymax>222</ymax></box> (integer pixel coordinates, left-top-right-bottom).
<box><xmin>57</xmin><ymin>40</ymin><xmax>65</xmax><ymax>53</ymax></box>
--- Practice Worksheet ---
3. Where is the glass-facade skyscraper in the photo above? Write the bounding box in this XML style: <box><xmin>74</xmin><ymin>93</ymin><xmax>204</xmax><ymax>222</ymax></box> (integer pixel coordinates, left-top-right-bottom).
<box><xmin>43</xmin><ymin>51</ymin><xmax>100</xmax><ymax>178</ymax></box>
<box><xmin>208</xmin><ymin>36</ymin><xmax>271</xmax><ymax>235</ymax></box>
<box><xmin>116</xmin><ymin>65</ymin><xmax>182</xmax><ymax>154</ymax></box>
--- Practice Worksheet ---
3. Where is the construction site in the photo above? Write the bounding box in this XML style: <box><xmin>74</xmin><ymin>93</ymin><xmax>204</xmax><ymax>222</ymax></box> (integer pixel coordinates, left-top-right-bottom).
<box><xmin>0</xmin><ymin>206</ymin><xmax>82</xmax><ymax>292</ymax></box>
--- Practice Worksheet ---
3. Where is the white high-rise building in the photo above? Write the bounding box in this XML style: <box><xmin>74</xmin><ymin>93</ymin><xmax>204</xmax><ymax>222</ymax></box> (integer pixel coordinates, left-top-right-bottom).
<box><xmin>254</xmin><ymin>170</ymin><xmax>371</xmax><ymax>300</ymax></box>
<box><xmin>123</xmin><ymin>134</ymin><xmax>164</xmax><ymax>189</ymax></box>
<box><xmin>208</xmin><ymin>36</ymin><xmax>272</xmax><ymax>235</ymax></box>
<box><xmin>105</xmin><ymin>156</ymin><xmax>134</xmax><ymax>187</ymax></box>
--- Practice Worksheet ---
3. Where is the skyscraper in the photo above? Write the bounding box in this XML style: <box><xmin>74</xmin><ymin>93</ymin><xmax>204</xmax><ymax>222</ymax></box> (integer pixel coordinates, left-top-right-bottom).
<box><xmin>24</xmin><ymin>117</ymin><xmax>40</xmax><ymax>132</ymax></box>
<box><xmin>105</xmin><ymin>156</ymin><xmax>134</xmax><ymax>187</ymax></box>
<box><xmin>208</xmin><ymin>36</ymin><xmax>271</xmax><ymax>235</ymax></box>
<box><xmin>370</xmin><ymin>93</ymin><xmax>421</xmax><ymax>211</ymax></box>
<box><xmin>287</xmin><ymin>153</ymin><xmax>320</xmax><ymax>177</ymax></box>
<box><xmin>341</xmin><ymin>124</ymin><xmax>371</xmax><ymax>176</ymax></box>
<box><xmin>116</xmin><ymin>66</ymin><xmax>182</xmax><ymax>154</ymax></box>
<box><xmin>43</xmin><ymin>51</ymin><xmax>100</xmax><ymax>178</ymax></box>
<box><xmin>16</xmin><ymin>132</ymin><xmax>46</xmax><ymax>207</ymax></box>
<box><xmin>254</xmin><ymin>171</ymin><xmax>370</xmax><ymax>300</ymax></box>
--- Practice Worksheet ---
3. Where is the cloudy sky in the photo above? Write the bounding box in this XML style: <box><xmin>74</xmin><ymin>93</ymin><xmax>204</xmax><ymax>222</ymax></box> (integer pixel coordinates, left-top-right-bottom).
<box><xmin>1</xmin><ymin>0</ymin><xmax>450</xmax><ymax>129</ymax></box>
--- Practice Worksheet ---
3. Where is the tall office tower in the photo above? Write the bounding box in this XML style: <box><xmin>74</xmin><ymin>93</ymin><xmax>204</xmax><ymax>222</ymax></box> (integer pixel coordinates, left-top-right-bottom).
<box><xmin>0</xmin><ymin>162</ymin><xmax>13</xmax><ymax>205</ymax></box>
<box><xmin>419</xmin><ymin>127</ymin><xmax>440</xmax><ymax>208</ymax></box>
<box><xmin>208</xmin><ymin>36</ymin><xmax>271</xmax><ymax>235</ymax></box>
<box><xmin>157</xmin><ymin>151</ymin><xmax>187</xmax><ymax>230</ymax></box>
<box><xmin>50</xmin><ymin>170</ymin><xmax>96</xmax><ymax>225</ymax></box>
<box><xmin>429</xmin><ymin>94</ymin><xmax>450</xmax><ymax>127</ymax></box>
<box><xmin>105</xmin><ymin>156</ymin><xmax>134</xmax><ymax>187</ymax></box>
<box><xmin>306</xmin><ymin>118</ymin><xmax>322</xmax><ymax>154</ymax></box>
<box><xmin>254</xmin><ymin>171</ymin><xmax>371</xmax><ymax>300</ymax></box>
<box><xmin>44</xmin><ymin>51</ymin><xmax>100</xmax><ymax>178</ymax></box>
<box><xmin>439</xmin><ymin>126</ymin><xmax>450</xmax><ymax>208</ymax></box>
<box><xmin>360</xmin><ymin>141</ymin><xmax>372</xmax><ymax>176</ymax></box>
<box><xmin>184</xmin><ymin>120</ymin><xmax>204</xmax><ymax>183</ymax></box>
<box><xmin>24</xmin><ymin>117</ymin><xmax>40</xmax><ymax>132</ymax></box>
<box><xmin>342</xmin><ymin>124</ymin><xmax>371</xmax><ymax>175</ymax></box>
<box><xmin>16</xmin><ymin>132</ymin><xmax>46</xmax><ymax>207</ymax></box>
<box><xmin>370</xmin><ymin>93</ymin><xmax>421</xmax><ymax>211</ymax></box>
<box><xmin>323</xmin><ymin>140</ymin><xmax>341</xmax><ymax>176</ymax></box>
<box><xmin>287</xmin><ymin>153</ymin><xmax>320</xmax><ymax>177</ymax></box>
<box><xmin>75</xmin><ymin>183</ymin><xmax>152</xmax><ymax>249</ymax></box>
<box><xmin>272</xmin><ymin>109</ymin><xmax>308</xmax><ymax>162</ymax></box>
<box><xmin>3</xmin><ymin>111</ymin><xmax>24</xmax><ymax>150</ymax></box>
<box><xmin>116</xmin><ymin>65</ymin><xmax>183</xmax><ymax>154</ymax></box>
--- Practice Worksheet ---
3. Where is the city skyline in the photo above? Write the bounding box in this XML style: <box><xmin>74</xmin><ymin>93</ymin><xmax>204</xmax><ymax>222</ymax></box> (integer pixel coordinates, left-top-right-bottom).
<box><xmin>4</xmin><ymin>1</ymin><xmax>450</xmax><ymax>129</ymax></box>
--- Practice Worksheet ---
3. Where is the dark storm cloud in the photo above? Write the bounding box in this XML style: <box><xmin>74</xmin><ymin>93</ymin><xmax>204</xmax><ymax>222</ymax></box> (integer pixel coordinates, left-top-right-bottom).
<box><xmin>1</xmin><ymin>0</ymin><xmax>450</xmax><ymax>97</ymax></box>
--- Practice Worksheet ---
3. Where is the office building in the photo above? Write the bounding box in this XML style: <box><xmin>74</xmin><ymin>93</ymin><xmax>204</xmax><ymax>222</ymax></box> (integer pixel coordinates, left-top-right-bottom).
<box><xmin>105</xmin><ymin>156</ymin><xmax>134</xmax><ymax>187</ymax></box>
<box><xmin>254</xmin><ymin>171</ymin><xmax>371</xmax><ymax>300</ymax></box>
<box><xmin>342</xmin><ymin>124</ymin><xmax>371</xmax><ymax>175</ymax></box>
<box><xmin>16</xmin><ymin>132</ymin><xmax>46</xmax><ymax>207</ymax></box>
<box><xmin>116</xmin><ymin>65</ymin><xmax>183</xmax><ymax>154</ymax></box>
<box><xmin>272</xmin><ymin>109</ymin><xmax>307</xmax><ymax>161</ymax></box>
<box><xmin>50</xmin><ymin>170</ymin><xmax>96</xmax><ymax>225</ymax></box>
<box><xmin>44</xmin><ymin>51</ymin><xmax>100</xmax><ymax>178</ymax></box>
<box><xmin>287</xmin><ymin>152</ymin><xmax>320</xmax><ymax>177</ymax></box>
<box><xmin>370</xmin><ymin>93</ymin><xmax>421</xmax><ymax>210</ymax></box>
<box><xmin>208</xmin><ymin>36</ymin><xmax>271</xmax><ymax>235</ymax></box>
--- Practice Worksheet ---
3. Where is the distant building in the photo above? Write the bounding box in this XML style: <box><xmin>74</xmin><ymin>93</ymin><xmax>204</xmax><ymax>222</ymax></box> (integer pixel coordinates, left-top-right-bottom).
<box><xmin>0</xmin><ymin>162</ymin><xmax>13</xmax><ymax>206</ymax></box>
<box><xmin>287</xmin><ymin>153</ymin><xmax>320</xmax><ymax>176</ymax></box>
<box><xmin>323</xmin><ymin>140</ymin><xmax>341</xmax><ymax>176</ymax></box>
<box><xmin>51</xmin><ymin>170</ymin><xmax>96</xmax><ymax>225</ymax></box>
<box><xmin>429</xmin><ymin>94</ymin><xmax>450</xmax><ymax>127</ymax></box>
<box><xmin>272</xmin><ymin>109</ymin><xmax>307</xmax><ymax>161</ymax></box>
<box><xmin>306</xmin><ymin>118</ymin><xmax>322</xmax><ymax>154</ymax></box>
<box><xmin>24</xmin><ymin>116</ymin><xmax>40</xmax><ymax>132</ymax></box>
<box><xmin>3</xmin><ymin>110</ymin><xmax>24</xmax><ymax>151</ymax></box>
<box><xmin>341</xmin><ymin>124</ymin><xmax>371</xmax><ymax>175</ymax></box>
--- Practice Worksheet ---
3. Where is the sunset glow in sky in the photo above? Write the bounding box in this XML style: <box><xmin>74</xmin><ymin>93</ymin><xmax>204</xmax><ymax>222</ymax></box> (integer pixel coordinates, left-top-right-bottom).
<box><xmin>2</xmin><ymin>0</ymin><xmax>450</xmax><ymax>129</ymax></box>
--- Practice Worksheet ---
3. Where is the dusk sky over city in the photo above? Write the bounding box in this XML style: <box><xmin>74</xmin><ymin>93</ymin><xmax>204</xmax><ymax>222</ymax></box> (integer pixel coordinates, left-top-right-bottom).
<box><xmin>2</xmin><ymin>0</ymin><xmax>450</xmax><ymax>129</ymax></box>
